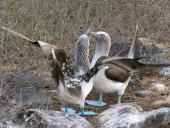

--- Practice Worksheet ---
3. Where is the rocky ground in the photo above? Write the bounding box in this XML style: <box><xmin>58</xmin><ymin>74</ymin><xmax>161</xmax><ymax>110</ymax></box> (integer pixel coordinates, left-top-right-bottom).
<box><xmin>0</xmin><ymin>40</ymin><xmax>170</xmax><ymax>127</ymax></box>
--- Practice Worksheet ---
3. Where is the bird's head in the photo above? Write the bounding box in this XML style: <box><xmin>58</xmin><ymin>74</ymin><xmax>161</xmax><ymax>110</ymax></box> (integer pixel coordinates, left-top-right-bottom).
<box><xmin>90</xmin><ymin>31</ymin><xmax>111</xmax><ymax>45</ymax></box>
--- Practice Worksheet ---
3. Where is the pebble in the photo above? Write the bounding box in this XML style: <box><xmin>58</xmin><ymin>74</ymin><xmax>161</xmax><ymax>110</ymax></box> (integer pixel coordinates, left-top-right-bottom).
<box><xmin>135</xmin><ymin>90</ymin><xmax>154</xmax><ymax>97</ymax></box>
<box><xmin>160</xmin><ymin>67</ymin><xmax>170</xmax><ymax>75</ymax></box>
<box><xmin>149</xmin><ymin>83</ymin><xmax>166</xmax><ymax>92</ymax></box>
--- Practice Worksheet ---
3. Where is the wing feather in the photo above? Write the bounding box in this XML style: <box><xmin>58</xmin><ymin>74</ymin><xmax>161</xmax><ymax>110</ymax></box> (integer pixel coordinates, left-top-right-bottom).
<box><xmin>105</xmin><ymin>64</ymin><xmax>131</xmax><ymax>83</ymax></box>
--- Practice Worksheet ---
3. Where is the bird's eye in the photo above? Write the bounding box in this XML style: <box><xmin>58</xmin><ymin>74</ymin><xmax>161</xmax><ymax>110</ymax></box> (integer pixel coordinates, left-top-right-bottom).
<box><xmin>101</xmin><ymin>34</ymin><xmax>105</xmax><ymax>39</ymax></box>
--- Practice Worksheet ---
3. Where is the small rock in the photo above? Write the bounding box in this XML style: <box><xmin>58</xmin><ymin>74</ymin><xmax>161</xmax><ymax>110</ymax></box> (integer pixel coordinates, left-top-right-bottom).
<box><xmin>0</xmin><ymin>121</ymin><xmax>22</xmax><ymax>128</ymax></box>
<box><xmin>135</xmin><ymin>90</ymin><xmax>154</xmax><ymax>97</ymax></box>
<box><xmin>94</xmin><ymin>103</ymin><xmax>170</xmax><ymax>128</ymax></box>
<box><xmin>152</xmin><ymin>99</ymin><xmax>167</xmax><ymax>106</ymax></box>
<box><xmin>6</xmin><ymin>88</ymin><xmax>51</xmax><ymax>105</ymax></box>
<box><xmin>152</xmin><ymin>94</ymin><xmax>170</xmax><ymax>106</ymax></box>
<box><xmin>149</xmin><ymin>83</ymin><xmax>166</xmax><ymax>92</ymax></box>
<box><xmin>166</xmin><ymin>95</ymin><xmax>170</xmax><ymax>103</ymax></box>
<box><xmin>160</xmin><ymin>67</ymin><xmax>170</xmax><ymax>75</ymax></box>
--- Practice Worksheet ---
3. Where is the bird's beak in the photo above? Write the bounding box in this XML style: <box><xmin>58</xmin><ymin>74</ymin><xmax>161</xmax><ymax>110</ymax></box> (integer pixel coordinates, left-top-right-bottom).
<box><xmin>90</xmin><ymin>32</ymin><xmax>97</xmax><ymax>37</ymax></box>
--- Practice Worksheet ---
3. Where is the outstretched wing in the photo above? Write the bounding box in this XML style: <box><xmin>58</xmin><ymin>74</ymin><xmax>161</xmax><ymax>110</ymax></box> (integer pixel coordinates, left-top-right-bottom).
<box><xmin>97</xmin><ymin>56</ymin><xmax>170</xmax><ymax>73</ymax></box>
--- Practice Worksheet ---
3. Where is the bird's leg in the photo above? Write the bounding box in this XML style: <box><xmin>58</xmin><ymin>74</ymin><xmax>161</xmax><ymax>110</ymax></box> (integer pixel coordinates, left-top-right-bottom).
<box><xmin>85</xmin><ymin>93</ymin><xmax>106</xmax><ymax>107</ymax></box>
<box><xmin>97</xmin><ymin>93</ymin><xmax>106</xmax><ymax>106</ymax></box>
<box><xmin>117</xmin><ymin>95</ymin><xmax>122</xmax><ymax>104</ymax></box>
<box><xmin>60</xmin><ymin>104</ymin><xmax>65</xmax><ymax>112</ymax></box>
<box><xmin>64</xmin><ymin>106</ymin><xmax>68</xmax><ymax>112</ymax></box>
<box><xmin>80</xmin><ymin>108</ymin><xmax>85</xmax><ymax>116</ymax></box>
<box><xmin>60</xmin><ymin>105</ymin><xmax>67</xmax><ymax>112</ymax></box>
<box><xmin>99</xmin><ymin>93</ymin><xmax>104</xmax><ymax>103</ymax></box>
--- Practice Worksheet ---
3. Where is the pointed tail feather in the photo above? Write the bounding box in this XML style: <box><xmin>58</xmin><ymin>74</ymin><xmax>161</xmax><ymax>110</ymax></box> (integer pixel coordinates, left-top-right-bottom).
<box><xmin>51</xmin><ymin>48</ymin><xmax>57</xmax><ymax>60</ymax></box>
<box><xmin>0</xmin><ymin>26</ymin><xmax>35</xmax><ymax>42</ymax></box>
<box><xmin>84</xmin><ymin>18</ymin><xmax>96</xmax><ymax>36</ymax></box>
<box><xmin>128</xmin><ymin>24</ymin><xmax>139</xmax><ymax>59</ymax></box>
<box><xmin>128</xmin><ymin>15</ymin><xmax>147</xmax><ymax>59</ymax></box>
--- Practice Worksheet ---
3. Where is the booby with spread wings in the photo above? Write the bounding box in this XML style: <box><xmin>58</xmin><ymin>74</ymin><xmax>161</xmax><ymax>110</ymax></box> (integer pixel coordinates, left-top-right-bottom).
<box><xmin>87</xmin><ymin>53</ymin><xmax>170</xmax><ymax>107</ymax></box>
<box><xmin>51</xmin><ymin>47</ymin><xmax>98</xmax><ymax>116</ymax></box>
<box><xmin>86</xmin><ymin>22</ymin><xmax>146</xmax><ymax>106</ymax></box>
<box><xmin>1</xmin><ymin>22</ymin><xmax>96</xmax><ymax>115</ymax></box>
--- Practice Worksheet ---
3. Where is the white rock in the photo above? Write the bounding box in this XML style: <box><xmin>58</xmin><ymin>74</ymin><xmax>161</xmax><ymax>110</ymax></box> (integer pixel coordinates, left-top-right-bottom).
<box><xmin>149</xmin><ymin>83</ymin><xmax>166</xmax><ymax>92</ymax></box>
<box><xmin>95</xmin><ymin>103</ymin><xmax>170</xmax><ymax>128</ymax></box>
<box><xmin>165</xmin><ymin>95</ymin><xmax>170</xmax><ymax>103</ymax></box>
<box><xmin>135</xmin><ymin>90</ymin><xmax>154</xmax><ymax>97</ymax></box>
<box><xmin>160</xmin><ymin>67</ymin><xmax>170</xmax><ymax>75</ymax></box>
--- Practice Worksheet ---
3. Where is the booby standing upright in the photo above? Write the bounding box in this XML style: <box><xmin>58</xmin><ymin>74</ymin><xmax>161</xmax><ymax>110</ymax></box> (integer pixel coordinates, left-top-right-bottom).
<box><xmin>86</xmin><ymin>24</ymin><xmax>139</xmax><ymax>106</ymax></box>
<box><xmin>86</xmin><ymin>31</ymin><xmax>113</xmax><ymax>106</ymax></box>
<box><xmin>87</xmin><ymin>54</ymin><xmax>170</xmax><ymax>107</ymax></box>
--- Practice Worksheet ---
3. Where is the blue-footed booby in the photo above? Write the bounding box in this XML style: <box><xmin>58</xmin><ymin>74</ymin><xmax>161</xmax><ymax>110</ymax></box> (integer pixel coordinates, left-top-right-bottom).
<box><xmin>51</xmin><ymin>48</ymin><xmax>97</xmax><ymax>116</ymax></box>
<box><xmin>87</xmin><ymin>53</ymin><xmax>170</xmax><ymax>107</ymax></box>
<box><xmin>50</xmin><ymin>21</ymin><xmax>96</xmax><ymax>116</ymax></box>
<box><xmin>1</xmin><ymin>22</ymin><xmax>96</xmax><ymax>115</ymax></box>
<box><xmin>86</xmin><ymin>24</ymin><xmax>140</xmax><ymax>106</ymax></box>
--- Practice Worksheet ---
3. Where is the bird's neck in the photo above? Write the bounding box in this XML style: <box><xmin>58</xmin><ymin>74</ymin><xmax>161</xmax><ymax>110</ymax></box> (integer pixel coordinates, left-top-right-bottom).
<box><xmin>90</xmin><ymin>41</ymin><xmax>110</xmax><ymax>68</ymax></box>
<box><xmin>82</xmin><ymin>66</ymin><xmax>99</xmax><ymax>82</ymax></box>
<box><xmin>75</xmin><ymin>41</ymin><xmax>90</xmax><ymax>76</ymax></box>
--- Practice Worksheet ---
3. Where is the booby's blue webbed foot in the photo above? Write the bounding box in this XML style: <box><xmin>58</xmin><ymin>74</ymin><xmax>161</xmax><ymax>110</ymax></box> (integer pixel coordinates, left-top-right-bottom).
<box><xmin>85</xmin><ymin>100</ymin><xmax>106</xmax><ymax>107</ymax></box>
<box><xmin>61</xmin><ymin>107</ymin><xmax>76</xmax><ymax>114</ymax></box>
<box><xmin>78</xmin><ymin>108</ymin><xmax>97</xmax><ymax>116</ymax></box>
<box><xmin>86</xmin><ymin>93</ymin><xmax>106</xmax><ymax>107</ymax></box>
